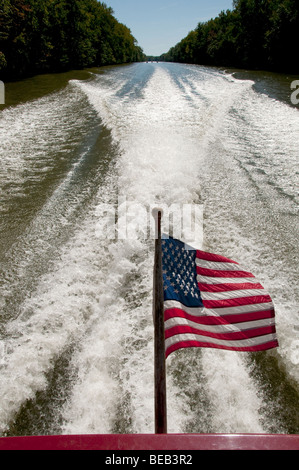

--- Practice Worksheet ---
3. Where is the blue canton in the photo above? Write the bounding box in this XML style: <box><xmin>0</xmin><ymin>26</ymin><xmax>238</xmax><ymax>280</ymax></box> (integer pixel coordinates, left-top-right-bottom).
<box><xmin>162</xmin><ymin>237</ymin><xmax>204</xmax><ymax>308</ymax></box>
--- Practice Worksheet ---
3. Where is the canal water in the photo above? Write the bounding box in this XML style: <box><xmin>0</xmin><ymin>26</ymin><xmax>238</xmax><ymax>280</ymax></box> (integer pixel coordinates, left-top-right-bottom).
<box><xmin>0</xmin><ymin>62</ymin><xmax>298</xmax><ymax>436</ymax></box>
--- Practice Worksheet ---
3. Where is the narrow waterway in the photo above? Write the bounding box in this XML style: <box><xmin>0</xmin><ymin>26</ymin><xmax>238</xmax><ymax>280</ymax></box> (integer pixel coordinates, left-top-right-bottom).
<box><xmin>0</xmin><ymin>63</ymin><xmax>298</xmax><ymax>436</ymax></box>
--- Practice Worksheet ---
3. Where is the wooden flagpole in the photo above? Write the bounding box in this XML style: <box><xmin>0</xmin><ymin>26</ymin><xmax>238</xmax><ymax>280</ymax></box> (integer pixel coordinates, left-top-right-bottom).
<box><xmin>152</xmin><ymin>208</ymin><xmax>167</xmax><ymax>434</ymax></box>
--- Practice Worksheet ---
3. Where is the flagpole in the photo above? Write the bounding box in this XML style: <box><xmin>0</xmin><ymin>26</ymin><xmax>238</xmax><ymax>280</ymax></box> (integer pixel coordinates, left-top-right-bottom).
<box><xmin>152</xmin><ymin>208</ymin><xmax>167</xmax><ymax>434</ymax></box>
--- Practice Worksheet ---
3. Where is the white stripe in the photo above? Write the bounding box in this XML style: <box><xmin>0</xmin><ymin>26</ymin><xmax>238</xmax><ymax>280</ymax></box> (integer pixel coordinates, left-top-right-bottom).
<box><xmin>164</xmin><ymin>300</ymin><xmax>205</xmax><ymax>317</ymax></box>
<box><xmin>165</xmin><ymin>317</ymin><xmax>276</xmax><ymax>334</ymax></box>
<box><xmin>165</xmin><ymin>332</ymin><xmax>277</xmax><ymax>350</ymax></box>
<box><xmin>197</xmin><ymin>275</ymin><xmax>258</xmax><ymax>285</ymax></box>
<box><xmin>201</xmin><ymin>288</ymin><xmax>267</xmax><ymax>301</ymax></box>
<box><xmin>195</xmin><ymin>258</ymin><xmax>242</xmax><ymax>271</ymax></box>
<box><xmin>164</xmin><ymin>299</ymin><xmax>274</xmax><ymax>317</ymax></box>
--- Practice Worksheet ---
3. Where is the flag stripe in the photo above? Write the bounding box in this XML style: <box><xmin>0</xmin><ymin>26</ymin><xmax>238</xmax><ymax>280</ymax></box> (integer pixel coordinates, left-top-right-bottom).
<box><xmin>166</xmin><ymin>338</ymin><xmax>279</xmax><ymax>357</ymax></box>
<box><xmin>165</xmin><ymin>325</ymin><xmax>276</xmax><ymax>342</ymax></box>
<box><xmin>202</xmin><ymin>294</ymin><xmax>273</xmax><ymax>309</ymax></box>
<box><xmin>164</xmin><ymin>299</ymin><xmax>275</xmax><ymax>317</ymax></box>
<box><xmin>164</xmin><ymin>307</ymin><xmax>276</xmax><ymax>325</ymax></box>
<box><xmin>201</xmin><ymin>288</ymin><xmax>268</xmax><ymax>300</ymax></box>
<box><xmin>198</xmin><ymin>282</ymin><xmax>264</xmax><ymax>292</ymax></box>
<box><xmin>196</xmin><ymin>250</ymin><xmax>238</xmax><ymax>264</ymax></box>
<box><xmin>166</xmin><ymin>332</ymin><xmax>278</xmax><ymax>350</ymax></box>
<box><xmin>197</xmin><ymin>275</ymin><xmax>259</xmax><ymax>285</ymax></box>
<box><xmin>195</xmin><ymin>259</ymin><xmax>244</xmax><ymax>271</ymax></box>
<box><xmin>196</xmin><ymin>266</ymin><xmax>255</xmax><ymax>278</ymax></box>
<box><xmin>165</xmin><ymin>316</ymin><xmax>276</xmax><ymax>334</ymax></box>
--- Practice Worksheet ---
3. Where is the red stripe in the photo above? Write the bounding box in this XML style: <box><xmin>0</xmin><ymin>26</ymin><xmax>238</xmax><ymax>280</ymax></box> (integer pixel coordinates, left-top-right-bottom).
<box><xmin>165</xmin><ymin>325</ymin><xmax>276</xmax><ymax>341</ymax></box>
<box><xmin>202</xmin><ymin>295</ymin><xmax>273</xmax><ymax>309</ymax></box>
<box><xmin>196</xmin><ymin>250</ymin><xmax>239</xmax><ymax>264</ymax></box>
<box><xmin>164</xmin><ymin>307</ymin><xmax>276</xmax><ymax>325</ymax></box>
<box><xmin>166</xmin><ymin>339</ymin><xmax>279</xmax><ymax>358</ymax></box>
<box><xmin>196</xmin><ymin>267</ymin><xmax>255</xmax><ymax>278</ymax></box>
<box><xmin>198</xmin><ymin>282</ymin><xmax>264</xmax><ymax>292</ymax></box>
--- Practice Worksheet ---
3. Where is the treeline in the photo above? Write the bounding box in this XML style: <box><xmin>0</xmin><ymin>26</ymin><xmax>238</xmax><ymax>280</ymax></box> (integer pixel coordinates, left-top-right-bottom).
<box><xmin>0</xmin><ymin>0</ymin><xmax>145</xmax><ymax>80</ymax></box>
<box><xmin>160</xmin><ymin>0</ymin><xmax>299</xmax><ymax>73</ymax></box>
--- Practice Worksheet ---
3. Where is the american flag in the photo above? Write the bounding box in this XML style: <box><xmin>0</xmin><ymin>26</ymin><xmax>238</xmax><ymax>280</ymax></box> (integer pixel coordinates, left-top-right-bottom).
<box><xmin>162</xmin><ymin>237</ymin><xmax>279</xmax><ymax>358</ymax></box>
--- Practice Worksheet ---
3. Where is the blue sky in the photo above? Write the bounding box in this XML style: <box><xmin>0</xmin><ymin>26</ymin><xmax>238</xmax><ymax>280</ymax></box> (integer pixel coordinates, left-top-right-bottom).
<box><xmin>106</xmin><ymin>0</ymin><xmax>234</xmax><ymax>56</ymax></box>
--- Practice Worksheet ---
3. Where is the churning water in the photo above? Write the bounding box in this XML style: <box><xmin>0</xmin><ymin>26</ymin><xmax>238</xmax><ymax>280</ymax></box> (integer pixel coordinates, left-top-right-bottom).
<box><xmin>0</xmin><ymin>63</ymin><xmax>298</xmax><ymax>436</ymax></box>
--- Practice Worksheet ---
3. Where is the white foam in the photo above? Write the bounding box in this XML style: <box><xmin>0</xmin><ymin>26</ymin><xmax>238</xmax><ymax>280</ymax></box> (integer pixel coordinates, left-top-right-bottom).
<box><xmin>201</xmin><ymin>350</ymin><xmax>265</xmax><ymax>433</ymax></box>
<box><xmin>0</xmin><ymin>87</ymin><xmax>90</xmax><ymax>205</ymax></box>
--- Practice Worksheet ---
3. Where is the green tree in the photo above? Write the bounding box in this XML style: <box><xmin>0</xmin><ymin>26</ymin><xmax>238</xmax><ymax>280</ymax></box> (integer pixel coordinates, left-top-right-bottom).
<box><xmin>232</xmin><ymin>0</ymin><xmax>272</xmax><ymax>68</ymax></box>
<box><xmin>161</xmin><ymin>0</ymin><xmax>299</xmax><ymax>73</ymax></box>
<box><xmin>0</xmin><ymin>0</ymin><xmax>32</xmax><ymax>77</ymax></box>
<box><xmin>266</xmin><ymin>0</ymin><xmax>299</xmax><ymax>72</ymax></box>
<box><xmin>204</xmin><ymin>10</ymin><xmax>239</xmax><ymax>66</ymax></box>
<box><xmin>0</xmin><ymin>0</ymin><xmax>145</xmax><ymax>80</ymax></box>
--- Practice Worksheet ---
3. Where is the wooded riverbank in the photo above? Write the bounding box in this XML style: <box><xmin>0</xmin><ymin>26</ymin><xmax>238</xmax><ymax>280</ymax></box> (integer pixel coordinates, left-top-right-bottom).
<box><xmin>160</xmin><ymin>0</ymin><xmax>299</xmax><ymax>74</ymax></box>
<box><xmin>0</xmin><ymin>0</ymin><xmax>145</xmax><ymax>81</ymax></box>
